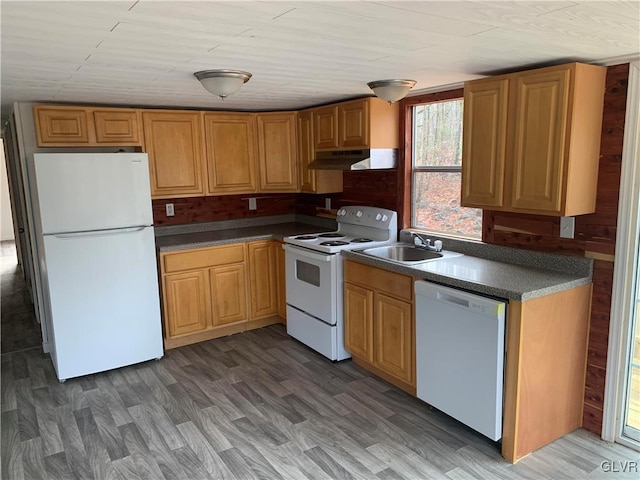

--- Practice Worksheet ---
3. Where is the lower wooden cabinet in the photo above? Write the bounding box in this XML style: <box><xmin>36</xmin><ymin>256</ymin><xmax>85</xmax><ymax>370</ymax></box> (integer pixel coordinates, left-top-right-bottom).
<box><xmin>247</xmin><ymin>241</ymin><xmax>278</xmax><ymax>320</ymax></box>
<box><xmin>160</xmin><ymin>240</ymin><xmax>283</xmax><ymax>349</ymax></box>
<box><xmin>164</xmin><ymin>270</ymin><xmax>210</xmax><ymax>337</ymax></box>
<box><xmin>344</xmin><ymin>283</ymin><xmax>374</xmax><ymax>361</ymax></box>
<box><xmin>344</xmin><ymin>260</ymin><xmax>415</xmax><ymax>393</ymax></box>
<box><xmin>374</xmin><ymin>293</ymin><xmax>413</xmax><ymax>385</ymax></box>
<box><xmin>209</xmin><ymin>264</ymin><xmax>247</xmax><ymax>326</ymax></box>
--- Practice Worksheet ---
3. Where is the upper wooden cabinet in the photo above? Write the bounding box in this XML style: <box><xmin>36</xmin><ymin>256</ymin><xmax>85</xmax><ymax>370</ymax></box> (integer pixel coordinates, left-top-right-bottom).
<box><xmin>142</xmin><ymin>110</ymin><xmax>205</xmax><ymax>199</ymax></box>
<box><xmin>461</xmin><ymin>79</ymin><xmax>508</xmax><ymax>209</ymax></box>
<box><xmin>204</xmin><ymin>113</ymin><xmax>258</xmax><ymax>195</ymax></box>
<box><xmin>34</xmin><ymin>105</ymin><xmax>143</xmax><ymax>147</ymax></box>
<box><xmin>256</xmin><ymin>113</ymin><xmax>298</xmax><ymax>192</ymax></box>
<box><xmin>339</xmin><ymin>98</ymin><xmax>369</xmax><ymax>148</ymax></box>
<box><xmin>297</xmin><ymin>110</ymin><xmax>343</xmax><ymax>194</ymax></box>
<box><xmin>312</xmin><ymin>105</ymin><xmax>339</xmax><ymax>149</ymax></box>
<box><xmin>313</xmin><ymin>98</ymin><xmax>399</xmax><ymax>151</ymax></box>
<box><xmin>461</xmin><ymin>63</ymin><xmax>607</xmax><ymax>216</ymax></box>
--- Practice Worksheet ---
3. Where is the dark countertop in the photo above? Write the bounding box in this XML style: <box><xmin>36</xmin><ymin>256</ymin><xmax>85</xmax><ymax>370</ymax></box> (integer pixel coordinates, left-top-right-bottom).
<box><xmin>155</xmin><ymin>222</ymin><xmax>331</xmax><ymax>252</ymax></box>
<box><xmin>155</xmin><ymin>219</ymin><xmax>593</xmax><ymax>302</ymax></box>
<box><xmin>342</xmin><ymin>249</ymin><xmax>592</xmax><ymax>301</ymax></box>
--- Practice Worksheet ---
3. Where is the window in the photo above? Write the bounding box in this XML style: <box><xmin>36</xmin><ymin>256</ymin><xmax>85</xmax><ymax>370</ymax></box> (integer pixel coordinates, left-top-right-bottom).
<box><xmin>411</xmin><ymin>98</ymin><xmax>481</xmax><ymax>239</ymax></box>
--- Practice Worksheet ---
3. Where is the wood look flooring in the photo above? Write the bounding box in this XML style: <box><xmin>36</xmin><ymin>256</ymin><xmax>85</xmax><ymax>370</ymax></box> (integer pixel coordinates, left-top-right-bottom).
<box><xmin>2</xmin><ymin>241</ymin><xmax>638</xmax><ymax>479</ymax></box>
<box><xmin>1</xmin><ymin>241</ymin><xmax>41</xmax><ymax>354</ymax></box>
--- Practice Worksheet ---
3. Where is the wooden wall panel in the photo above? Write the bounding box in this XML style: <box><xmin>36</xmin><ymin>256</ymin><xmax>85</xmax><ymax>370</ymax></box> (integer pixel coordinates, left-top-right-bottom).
<box><xmin>482</xmin><ymin>63</ymin><xmax>629</xmax><ymax>435</ymax></box>
<box><xmin>341</xmin><ymin>170</ymin><xmax>397</xmax><ymax>211</ymax></box>
<box><xmin>152</xmin><ymin>193</ymin><xmax>296</xmax><ymax>226</ymax></box>
<box><xmin>295</xmin><ymin>170</ymin><xmax>398</xmax><ymax>217</ymax></box>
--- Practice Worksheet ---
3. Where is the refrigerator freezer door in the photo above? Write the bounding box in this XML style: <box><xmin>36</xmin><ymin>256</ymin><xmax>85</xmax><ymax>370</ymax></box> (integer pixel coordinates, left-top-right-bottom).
<box><xmin>42</xmin><ymin>226</ymin><xmax>163</xmax><ymax>380</ymax></box>
<box><xmin>32</xmin><ymin>153</ymin><xmax>153</xmax><ymax>234</ymax></box>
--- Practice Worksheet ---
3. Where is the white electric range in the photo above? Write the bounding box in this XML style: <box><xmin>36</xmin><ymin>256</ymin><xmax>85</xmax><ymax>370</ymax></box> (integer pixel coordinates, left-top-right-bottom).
<box><xmin>282</xmin><ymin>206</ymin><xmax>398</xmax><ymax>361</ymax></box>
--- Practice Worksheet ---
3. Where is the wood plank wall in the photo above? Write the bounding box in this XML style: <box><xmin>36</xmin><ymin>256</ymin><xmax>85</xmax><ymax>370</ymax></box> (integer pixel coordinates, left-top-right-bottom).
<box><xmin>296</xmin><ymin>170</ymin><xmax>398</xmax><ymax>216</ymax></box>
<box><xmin>483</xmin><ymin>63</ymin><xmax>629</xmax><ymax>435</ymax></box>
<box><xmin>153</xmin><ymin>169</ymin><xmax>398</xmax><ymax>225</ymax></box>
<box><xmin>152</xmin><ymin>193</ymin><xmax>296</xmax><ymax>226</ymax></box>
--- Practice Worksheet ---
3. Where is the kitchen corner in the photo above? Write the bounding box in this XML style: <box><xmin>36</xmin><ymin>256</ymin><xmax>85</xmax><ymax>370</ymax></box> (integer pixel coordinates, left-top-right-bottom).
<box><xmin>342</xmin><ymin>230</ymin><xmax>595</xmax><ymax>463</ymax></box>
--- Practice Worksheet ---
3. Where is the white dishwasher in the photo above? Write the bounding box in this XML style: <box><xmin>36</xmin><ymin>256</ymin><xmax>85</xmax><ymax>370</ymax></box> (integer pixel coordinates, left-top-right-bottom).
<box><xmin>414</xmin><ymin>280</ymin><xmax>506</xmax><ymax>441</ymax></box>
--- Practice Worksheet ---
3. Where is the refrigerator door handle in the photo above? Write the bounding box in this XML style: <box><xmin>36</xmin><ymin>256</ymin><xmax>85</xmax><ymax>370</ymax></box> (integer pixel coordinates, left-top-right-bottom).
<box><xmin>53</xmin><ymin>226</ymin><xmax>149</xmax><ymax>238</ymax></box>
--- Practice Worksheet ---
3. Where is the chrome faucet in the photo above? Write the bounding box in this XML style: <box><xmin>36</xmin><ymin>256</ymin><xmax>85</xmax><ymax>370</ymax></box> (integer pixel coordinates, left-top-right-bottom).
<box><xmin>411</xmin><ymin>232</ymin><xmax>443</xmax><ymax>252</ymax></box>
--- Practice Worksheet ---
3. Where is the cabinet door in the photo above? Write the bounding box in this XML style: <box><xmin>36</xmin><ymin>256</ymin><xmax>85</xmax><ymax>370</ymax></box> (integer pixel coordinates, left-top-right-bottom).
<box><xmin>374</xmin><ymin>293</ymin><xmax>413</xmax><ymax>385</ymax></box>
<box><xmin>34</xmin><ymin>106</ymin><xmax>91</xmax><ymax>145</ymax></box>
<box><xmin>94</xmin><ymin>109</ymin><xmax>142</xmax><ymax>145</ymax></box>
<box><xmin>313</xmin><ymin>106</ymin><xmax>339</xmax><ymax>150</ymax></box>
<box><xmin>461</xmin><ymin>79</ymin><xmax>508</xmax><ymax>208</ymax></box>
<box><xmin>248</xmin><ymin>241</ymin><xmax>278</xmax><ymax>319</ymax></box>
<box><xmin>142</xmin><ymin>111</ymin><xmax>205</xmax><ymax>198</ymax></box>
<box><xmin>298</xmin><ymin>110</ymin><xmax>317</xmax><ymax>193</ymax></box>
<box><xmin>298</xmin><ymin>110</ymin><xmax>343</xmax><ymax>194</ymax></box>
<box><xmin>209</xmin><ymin>264</ymin><xmax>247</xmax><ymax>327</ymax></box>
<box><xmin>164</xmin><ymin>270</ymin><xmax>210</xmax><ymax>337</ymax></box>
<box><xmin>256</xmin><ymin>113</ymin><xmax>298</xmax><ymax>192</ymax></box>
<box><xmin>509</xmin><ymin>68</ymin><xmax>570</xmax><ymax>214</ymax></box>
<box><xmin>204</xmin><ymin>113</ymin><xmax>258</xmax><ymax>194</ymax></box>
<box><xmin>339</xmin><ymin>99</ymin><xmax>369</xmax><ymax>148</ymax></box>
<box><xmin>344</xmin><ymin>283</ymin><xmax>374</xmax><ymax>362</ymax></box>
<box><xmin>276</xmin><ymin>242</ymin><xmax>287</xmax><ymax>321</ymax></box>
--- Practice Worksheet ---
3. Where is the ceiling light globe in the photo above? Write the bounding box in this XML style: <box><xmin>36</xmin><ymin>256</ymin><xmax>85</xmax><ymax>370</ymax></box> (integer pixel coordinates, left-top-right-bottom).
<box><xmin>194</xmin><ymin>70</ymin><xmax>252</xmax><ymax>100</ymax></box>
<box><xmin>367</xmin><ymin>79</ymin><xmax>417</xmax><ymax>104</ymax></box>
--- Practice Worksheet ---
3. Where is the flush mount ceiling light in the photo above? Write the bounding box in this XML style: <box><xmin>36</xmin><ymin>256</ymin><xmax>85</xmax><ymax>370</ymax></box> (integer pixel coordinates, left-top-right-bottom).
<box><xmin>367</xmin><ymin>79</ymin><xmax>417</xmax><ymax>104</ymax></box>
<box><xmin>194</xmin><ymin>69</ymin><xmax>252</xmax><ymax>100</ymax></box>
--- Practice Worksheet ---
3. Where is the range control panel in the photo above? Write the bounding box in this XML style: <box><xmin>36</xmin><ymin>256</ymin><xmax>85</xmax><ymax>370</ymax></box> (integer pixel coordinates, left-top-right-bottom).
<box><xmin>336</xmin><ymin>206</ymin><xmax>397</xmax><ymax>230</ymax></box>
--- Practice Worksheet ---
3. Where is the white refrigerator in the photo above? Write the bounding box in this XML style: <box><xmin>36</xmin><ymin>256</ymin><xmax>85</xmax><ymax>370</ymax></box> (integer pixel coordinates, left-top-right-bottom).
<box><xmin>30</xmin><ymin>153</ymin><xmax>163</xmax><ymax>381</ymax></box>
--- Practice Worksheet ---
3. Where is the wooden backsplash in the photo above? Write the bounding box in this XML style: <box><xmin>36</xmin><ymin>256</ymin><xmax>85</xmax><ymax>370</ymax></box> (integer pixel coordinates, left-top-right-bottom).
<box><xmin>483</xmin><ymin>63</ymin><xmax>629</xmax><ymax>435</ymax></box>
<box><xmin>152</xmin><ymin>193</ymin><xmax>296</xmax><ymax>226</ymax></box>
<box><xmin>154</xmin><ymin>170</ymin><xmax>399</xmax><ymax>225</ymax></box>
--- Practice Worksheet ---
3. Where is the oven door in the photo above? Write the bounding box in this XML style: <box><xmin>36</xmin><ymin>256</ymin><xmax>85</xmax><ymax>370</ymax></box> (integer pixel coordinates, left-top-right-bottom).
<box><xmin>283</xmin><ymin>244</ymin><xmax>340</xmax><ymax>325</ymax></box>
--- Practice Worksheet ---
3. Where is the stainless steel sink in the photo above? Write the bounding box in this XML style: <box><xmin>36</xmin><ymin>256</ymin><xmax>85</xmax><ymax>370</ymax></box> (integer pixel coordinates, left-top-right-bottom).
<box><xmin>360</xmin><ymin>244</ymin><xmax>463</xmax><ymax>264</ymax></box>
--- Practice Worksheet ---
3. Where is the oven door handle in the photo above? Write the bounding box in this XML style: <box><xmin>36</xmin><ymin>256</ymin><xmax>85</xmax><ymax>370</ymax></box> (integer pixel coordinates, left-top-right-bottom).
<box><xmin>283</xmin><ymin>244</ymin><xmax>333</xmax><ymax>262</ymax></box>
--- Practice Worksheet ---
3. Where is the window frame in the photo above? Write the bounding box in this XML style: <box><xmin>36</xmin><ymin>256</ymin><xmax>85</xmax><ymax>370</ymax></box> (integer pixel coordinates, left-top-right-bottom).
<box><xmin>398</xmin><ymin>88</ymin><xmax>483</xmax><ymax>239</ymax></box>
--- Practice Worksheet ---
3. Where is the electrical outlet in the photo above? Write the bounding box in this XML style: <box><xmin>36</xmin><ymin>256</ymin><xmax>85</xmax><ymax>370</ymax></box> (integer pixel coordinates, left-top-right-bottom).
<box><xmin>325</xmin><ymin>198</ymin><xmax>331</xmax><ymax>210</ymax></box>
<box><xmin>248</xmin><ymin>198</ymin><xmax>257</xmax><ymax>210</ymax></box>
<box><xmin>165</xmin><ymin>203</ymin><xmax>174</xmax><ymax>217</ymax></box>
<box><xmin>560</xmin><ymin>216</ymin><xmax>575</xmax><ymax>239</ymax></box>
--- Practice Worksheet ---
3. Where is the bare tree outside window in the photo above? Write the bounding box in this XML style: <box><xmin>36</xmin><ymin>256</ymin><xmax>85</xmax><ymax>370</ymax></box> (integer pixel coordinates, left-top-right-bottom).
<box><xmin>412</xmin><ymin>99</ymin><xmax>482</xmax><ymax>239</ymax></box>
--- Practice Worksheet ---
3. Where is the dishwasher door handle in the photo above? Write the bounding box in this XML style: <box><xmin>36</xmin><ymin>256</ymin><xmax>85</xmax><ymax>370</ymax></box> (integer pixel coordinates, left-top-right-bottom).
<box><xmin>436</xmin><ymin>291</ymin><xmax>470</xmax><ymax>309</ymax></box>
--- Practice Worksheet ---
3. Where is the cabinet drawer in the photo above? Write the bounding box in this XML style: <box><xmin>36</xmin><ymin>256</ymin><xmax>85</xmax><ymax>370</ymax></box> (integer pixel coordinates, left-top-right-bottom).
<box><xmin>345</xmin><ymin>261</ymin><xmax>413</xmax><ymax>302</ymax></box>
<box><xmin>163</xmin><ymin>244</ymin><xmax>245</xmax><ymax>273</ymax></box>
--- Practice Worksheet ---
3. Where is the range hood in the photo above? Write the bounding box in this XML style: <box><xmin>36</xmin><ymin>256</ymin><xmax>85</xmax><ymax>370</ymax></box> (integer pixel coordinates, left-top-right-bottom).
<box><xmin>308</xmin><ymin>149</ymin><xmax>397</xmax><ymax>171</ymax></box>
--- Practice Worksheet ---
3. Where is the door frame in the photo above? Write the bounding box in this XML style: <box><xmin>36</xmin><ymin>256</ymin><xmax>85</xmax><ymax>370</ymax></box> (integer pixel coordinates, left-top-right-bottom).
<box><xmin>602</xmin><ymin>61</ymin><xmax>640</xmax><ymax>449</ymax></box>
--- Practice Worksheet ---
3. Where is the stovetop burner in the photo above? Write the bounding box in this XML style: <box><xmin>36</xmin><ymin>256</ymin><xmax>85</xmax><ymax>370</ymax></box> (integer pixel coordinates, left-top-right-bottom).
<box><xmin>351</xmin><ymin>238</ymin><xmax>374</xmax><ymax>243</ymax></box>
<box><xmin>294</xmin><ymin>235</ymin><xmax>318</xmax><ymax>241</ymax></box>
<box><xmin>318</xmin><ymin>232</ymin><xmax>345</xmax><ymax>238</ymax></box>
<box><xmin>320</xmin><ymin>240</ymin><xmax>350</xmax><ymax>246</ymax></box>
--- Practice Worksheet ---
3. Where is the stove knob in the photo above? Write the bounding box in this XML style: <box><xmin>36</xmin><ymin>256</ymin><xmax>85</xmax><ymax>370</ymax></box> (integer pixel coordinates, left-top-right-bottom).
<box><xmin>382</xmin><ymin>214</ymin><xmax>388</xmax><ymax>222</ymax></box>
<box><xmin>337</xmin><ymin>209</ymin><xmax>345</xmax><ymax>216</ymax></box>
<box><xmin>375</xmin><ymin>214</ymin><xmax>382</xmax><ymax>221</ymax></box>
<box><xmin>356</xmin><ymin>210</ymin><xmax>363</xmax><ymax>218</ymax></box>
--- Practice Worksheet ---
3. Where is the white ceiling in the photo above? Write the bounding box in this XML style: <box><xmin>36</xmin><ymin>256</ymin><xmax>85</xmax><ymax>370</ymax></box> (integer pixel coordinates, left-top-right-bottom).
<box><xmin>1</xmin><ymin>1</ymin><xmax>639</xmax><ymax>120</ymax></box>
